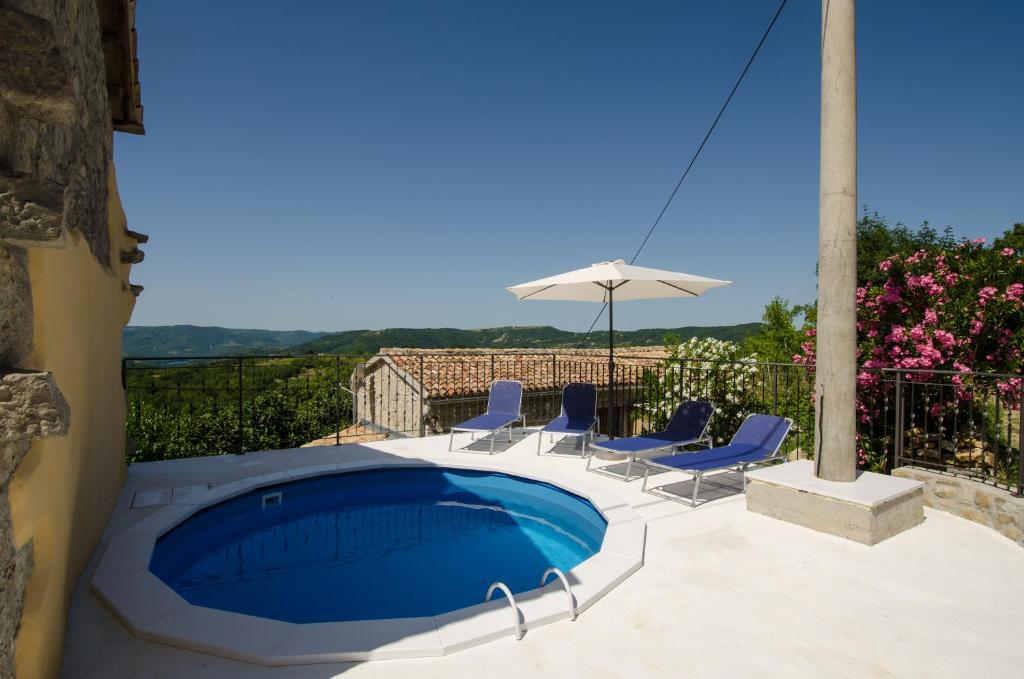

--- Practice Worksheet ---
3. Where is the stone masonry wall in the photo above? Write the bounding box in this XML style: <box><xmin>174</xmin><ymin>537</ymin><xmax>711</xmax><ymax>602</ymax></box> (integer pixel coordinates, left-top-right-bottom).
<box><xmin>892</xmin><ymin>466</ymin><xmax>1024</xmax><ymax>547</ymax></box>
<box><xmin>0</xmin><ymin>1</ymin><xmax>132</xmax><ymax>675</ymax></box>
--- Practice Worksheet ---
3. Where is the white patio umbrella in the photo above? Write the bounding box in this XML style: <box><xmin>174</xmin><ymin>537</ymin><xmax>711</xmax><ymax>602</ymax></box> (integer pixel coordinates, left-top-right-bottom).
<box><xmin>507</xmin><ymin>259</ymin><xmax>731</xmax><ymax>438</ymax></box>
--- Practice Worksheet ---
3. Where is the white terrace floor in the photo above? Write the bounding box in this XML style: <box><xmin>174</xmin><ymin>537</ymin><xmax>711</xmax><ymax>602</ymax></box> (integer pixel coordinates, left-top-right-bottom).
<box><xmin>62</xmin><ymin>431</ymin><xmax>1024</xmax><ymax>679</ymax></box>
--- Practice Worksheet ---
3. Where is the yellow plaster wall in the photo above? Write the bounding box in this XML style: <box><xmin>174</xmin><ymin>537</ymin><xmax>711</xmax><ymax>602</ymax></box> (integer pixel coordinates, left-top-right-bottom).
<box><xmin>9</xmin><ymin>163</ymin><xmax>136</xmax><ymax>679</ymax></box>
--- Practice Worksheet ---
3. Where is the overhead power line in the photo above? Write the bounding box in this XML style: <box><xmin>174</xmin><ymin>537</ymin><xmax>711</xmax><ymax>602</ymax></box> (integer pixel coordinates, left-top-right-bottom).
<box><xmin>574</xmin><ymin>0</ymin><xmax>790</xmax><ymax>350</ymax></box>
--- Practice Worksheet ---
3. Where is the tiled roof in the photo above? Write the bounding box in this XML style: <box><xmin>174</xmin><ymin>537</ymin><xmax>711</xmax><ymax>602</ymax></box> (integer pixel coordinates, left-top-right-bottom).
<box><xmin>375</xmin><ymin>347</ymin><xmax>670</xmax><ymax>399</ymax></box>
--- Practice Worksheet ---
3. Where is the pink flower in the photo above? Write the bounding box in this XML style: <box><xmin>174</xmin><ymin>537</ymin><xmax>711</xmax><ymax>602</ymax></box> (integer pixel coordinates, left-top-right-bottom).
<box><xmin>886</xmin><ymin>325</ymin><xmax>907</xmax><ymax>343</ymax></box>
<box><xmin>857</xmin><ymin>371</ymin><xmax>880</xmax><ymax>387</ymax></box>
<box><xmin>929</xmin><ymin>403</ymin><xmax>942</xmax><ymax>418</ymax></box>
<box><xmin>1001</xmin><ymin>247</ymin><xmax>1015</xmax><ymax>256</ymax></box>
<box><xmin>924</xmin><ymin>308</ymin><xmax>938</xmax><ymax>325</ymax></box>
<box><xmin>909</xmin><ymin>325</ymin><xmax>926</xmax><ymax>341</ymax></box>
<box><xmin>934</xmin><ymin>330</ymin><xmax>955</xmax><ymax>349</ymax></box>
<box><xmin>997</xmin><ymin>378</ymin><xmax>1023</xmax><ymax>406</ymax></box>
<box><xmin>969</xmin><ymin>319</ymin><xmax>984</xmax><ymax>335</ymax></box>
<box><xmin>971</xmin><ymin>237</ymin><xmax>987</xmax><ymax>245</ymax></box>
<box><xmin>978</xmin><ymin>286</ymin><xmax>998</xmax><ymax>306</ymax></box>
<box><xmin>879</xmin><ymin>259</ymin><xmax>892</xmax><ymax>272</ymax></box>
<box><xmin>908</xmin><ymin>274</ymin><xmax>944</xmax><ymax>296</ymax></box>
<box><xmin>1006</xmin><ymin>283</ymin><xmax>1024</xmax><ymax>302</ymax></box>
<box><xmin>916</xmin><ymin>343</ymin><xmax>942</xmax><ymax>364</ymax></box>
<box><xmin>878</xmin><ymin>279</ymin><xmax>903</xmax><ymax>305</ymax></box>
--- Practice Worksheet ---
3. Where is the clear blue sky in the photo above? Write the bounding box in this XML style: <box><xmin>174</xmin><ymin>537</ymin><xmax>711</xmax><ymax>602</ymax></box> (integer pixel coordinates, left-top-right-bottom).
<box><xmin>116</xmin><ymin>0</ymin><xmax>1023</xmax><ymax>332</ymax></box>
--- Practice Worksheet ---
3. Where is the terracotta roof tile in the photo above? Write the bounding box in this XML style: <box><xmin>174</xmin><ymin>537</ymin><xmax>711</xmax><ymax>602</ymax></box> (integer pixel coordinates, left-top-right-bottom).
<box><xmin>376</xmin><ymin>347</ymin><xmax>669</xmax><ymax>399</ymax></box>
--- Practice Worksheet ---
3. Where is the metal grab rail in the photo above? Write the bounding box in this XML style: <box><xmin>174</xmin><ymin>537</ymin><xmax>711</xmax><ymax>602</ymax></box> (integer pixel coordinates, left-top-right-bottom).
<box><xmin>540</xmin><ymin>567</ymin><xmax>577</xmax><ymax>621</ymax></box>
<box><xmin>485</xmin><ymin>582</ymin><xmax>523</xmax><ymax>640</ymax></box>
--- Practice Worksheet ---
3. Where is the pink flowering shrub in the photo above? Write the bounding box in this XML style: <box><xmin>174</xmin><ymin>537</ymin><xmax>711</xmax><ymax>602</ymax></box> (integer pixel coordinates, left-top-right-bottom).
<box><xmin>799</xmin><ymin>234</ymin><xmax>1024</xmax><ymax>471</ymax></box>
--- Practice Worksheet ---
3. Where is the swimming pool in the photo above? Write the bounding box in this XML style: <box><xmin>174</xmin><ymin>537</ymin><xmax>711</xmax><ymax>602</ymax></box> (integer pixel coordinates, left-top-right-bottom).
<box><xmin>149</xmin><ymin>467</ymin><xmax>607</xmax><ymax>623</ymax></box>
<box><xmin>92</xmin><ymin>458</ymin><xmax>644</xmax><ymax>663</ymax></box>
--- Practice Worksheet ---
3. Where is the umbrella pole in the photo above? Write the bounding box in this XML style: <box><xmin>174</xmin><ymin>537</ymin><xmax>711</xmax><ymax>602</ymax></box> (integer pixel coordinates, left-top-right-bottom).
<box><xmin>608</xmin><ymin>283</ymin><xmax>615</xmax><ymax>439</ymax></box>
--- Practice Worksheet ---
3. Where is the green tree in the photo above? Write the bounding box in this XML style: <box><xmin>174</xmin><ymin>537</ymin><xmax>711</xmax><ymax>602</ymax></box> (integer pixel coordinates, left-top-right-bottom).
<box><xmin>856</xmin><ymin>211</ymin><xmax>955</xmax><ymax>284</ymax></box>
<box><xmin>742</xmin><ymin>297</ymin><xmax>808</xmax><ymax>363</ymax></box>
<box><xmin>993</xmin><ymin>222</ymin><xmax>1024</xmax><ymax>255</ymax></box>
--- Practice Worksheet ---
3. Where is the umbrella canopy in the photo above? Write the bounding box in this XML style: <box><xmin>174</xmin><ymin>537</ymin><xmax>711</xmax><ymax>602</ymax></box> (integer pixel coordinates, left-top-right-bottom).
<box><xmin>507</xmin><ymin>260</ymin><xmax>731</xmax><ymax>438</ymax></box>
<box><xmin>506</xmin><ymin>259</ymin><xmax>731</xmax><ymax>302</ymax></box>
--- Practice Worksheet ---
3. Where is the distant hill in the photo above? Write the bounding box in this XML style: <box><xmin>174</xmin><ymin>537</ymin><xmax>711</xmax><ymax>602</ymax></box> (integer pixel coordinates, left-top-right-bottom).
<box><xmin>123</xmin><ymin>325</ymin><xmax>329</xmax><ymax>358</ymax></box>
<box><xmin>123</xmin><ymin>323</ymin><xmax>762</xmax><ymax>358</ymax></box>
<box><xmin>287</xmin><ymin>324</ymin><xmax>763</xmax><ymax>355</ymax></box>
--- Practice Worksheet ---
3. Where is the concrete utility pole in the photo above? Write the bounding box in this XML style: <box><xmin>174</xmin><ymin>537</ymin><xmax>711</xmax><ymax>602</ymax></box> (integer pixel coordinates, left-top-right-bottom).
<box><xmin>815</xmin><ymin>0</ymin><xmax>858</xmax><ymax>482</ymax></box>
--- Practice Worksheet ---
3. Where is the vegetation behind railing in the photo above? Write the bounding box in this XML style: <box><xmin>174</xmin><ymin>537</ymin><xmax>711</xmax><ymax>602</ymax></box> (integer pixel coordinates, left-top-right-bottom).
<box><xmin>123</xmin><ymin>355</ymin><xmax>365</xmax><ymax>462</ymax></box>
<box><xmin>124</xmin><ymin>351</ymin><xmax>1021</xmax><ymax>494</ymax></box>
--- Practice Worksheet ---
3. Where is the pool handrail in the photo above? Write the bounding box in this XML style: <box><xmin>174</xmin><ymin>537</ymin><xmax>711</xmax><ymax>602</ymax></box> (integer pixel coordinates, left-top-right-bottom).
<box><xmin>540</xmin><ymin>566</ymin><xmax>577</xmax><ymax>621</ymax></box>
<box><xmin>485</xmin><ymin>581</ymin><xmax>523</xmax><ymax>640</ymax></box>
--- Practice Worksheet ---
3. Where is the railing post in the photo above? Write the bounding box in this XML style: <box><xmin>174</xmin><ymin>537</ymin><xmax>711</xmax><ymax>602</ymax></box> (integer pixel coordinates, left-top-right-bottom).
<box><xmin>237</xmin><ymin>357</ymin><xmax>244</xmax><ymax>454</ymax></box>
<box><xmin>893</xmin><ymin>371</ymin><xmax>904</xmax><ymax>470</ymax></box>
<box><xmin>1016</xmin><ymin>380</ymin><xmax>1023</xmax><ymax>497</ymax></box>
<box><xmin>771</xmin><ymin>364</ymin><xmax>779</xmax><ymax>416</ymax></box>
<box><xmin>552</xmin><ymin>353</ymin><xmax>558</xmax><ymax>418</ymax></box>
<box><xmin>419</xmin><ymin>355</ymin><xmax>426</xmax><ymax>438</ymax></box>
<box><xmin>335</xmin><ymin>355</ymin><xmax>341</xmax><ymax>446</ymax></box>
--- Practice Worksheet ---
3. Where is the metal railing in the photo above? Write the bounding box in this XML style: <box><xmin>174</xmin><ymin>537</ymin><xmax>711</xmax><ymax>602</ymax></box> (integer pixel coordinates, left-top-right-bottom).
<box><xmin>879</xmin><ymin>368</ymin><xmax>1022</xmax><ymax>494</ymax></box>
<box><xmin>122</xmin><ymin>354</ymin><xmax>364</xmax><ymax>461</ymax></box>
<box><xmin>122</xmin><ymin>352</ymin><xmax>1023</xmax><ymax>495</ymax></box>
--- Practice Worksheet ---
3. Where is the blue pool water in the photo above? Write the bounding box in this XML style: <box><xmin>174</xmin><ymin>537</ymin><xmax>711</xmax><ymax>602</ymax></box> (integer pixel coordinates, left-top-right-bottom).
<box><xmin>149</xmin><ymin>467</ymin><xmax>607</xmax><ymax>623</ymax></box>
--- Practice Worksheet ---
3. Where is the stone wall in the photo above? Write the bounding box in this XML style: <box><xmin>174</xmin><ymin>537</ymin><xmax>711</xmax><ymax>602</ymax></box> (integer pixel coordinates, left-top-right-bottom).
<box><xmin>0</xmin><ymin>1</ymin><xmax>143</xmax><ymax>676</ymax></box>
<box><xmin>892</xmin><ymin>467</ymin><xmax>1024</xmax><ymax>547</ymax></box>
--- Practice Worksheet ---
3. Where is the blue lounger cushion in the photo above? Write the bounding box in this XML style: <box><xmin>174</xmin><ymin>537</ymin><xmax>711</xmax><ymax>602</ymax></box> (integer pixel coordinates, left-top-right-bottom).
<box><xmin>648</xmin><ymin>414</ymin><xmax>791</xmax><ymax>470</ymax></box>
<box><xmin>592</xmin><ymin>433</ymin><xmax>690</xmax><ymax>454</ymax></box>
<box><xmin>487</xmin><ymin>380</ymin><xmax>523</xmax><ymax>417</ymax></box>
<box><xmin>647</xmin><ymin>443</ymin><xmax>765</xmax><ymax>471</ymax></box>
<box><xmin>453</xmin><ymin>412</ymin><xmax>521</xmax><ymax>432</ymax></box>
<box><xmin>542</xmin><ymin>416</ymin><xmax>597</xmax><ymax>435</ymax></box>
<box><xmin>541</xmin><ymin>383</ymin><xmax>598</xmax><ymax>435</ymax></box>
<box><xmin>593</xmin><ymin>400</ymin><xmax>715</xmax><ymax>454</ymax></box>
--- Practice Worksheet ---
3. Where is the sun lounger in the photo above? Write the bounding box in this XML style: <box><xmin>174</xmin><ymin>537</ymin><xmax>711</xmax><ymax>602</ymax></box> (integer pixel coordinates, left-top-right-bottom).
<box><xmin>640</xmin><ymin>413</ymin><xmax>792</xmax><ymax>505</ymax></box>
<box><xmin>537</xmin><ymin>383</ymin><xmax>599</xmax><ymax>457</ymax></box>
<box><xmin>586</xmin><ymin>401</ymin><xmax>714</xmax><ymax>481</ymax></box>
<box><xmin>448</xmin><ymin>379</ymin><xmax>524</xmax><ymax>454</ymax></box>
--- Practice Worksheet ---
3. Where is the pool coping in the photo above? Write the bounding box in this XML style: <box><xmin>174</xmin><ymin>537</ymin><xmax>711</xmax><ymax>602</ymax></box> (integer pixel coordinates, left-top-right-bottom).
<box><xmin>90</xmin><ymin>457</ymin><xmax>646</xmax><ymax>665</ymax></box>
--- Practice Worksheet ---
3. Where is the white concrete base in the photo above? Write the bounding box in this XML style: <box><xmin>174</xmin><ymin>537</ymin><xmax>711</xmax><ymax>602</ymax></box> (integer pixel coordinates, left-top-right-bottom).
<box><xmin>92</xmin><ymin>458</ymin><xmax>644</xmax><ymax>664</ymax></box>
<box><xmin>64</xmin><ymin>435</ymin><xmax>1024</xmax><ymax>679</ymax></box>
<box><xmin>746</xmin><ymin>460</ymin><xmax>925</xmax><ymax>545</ymax></box>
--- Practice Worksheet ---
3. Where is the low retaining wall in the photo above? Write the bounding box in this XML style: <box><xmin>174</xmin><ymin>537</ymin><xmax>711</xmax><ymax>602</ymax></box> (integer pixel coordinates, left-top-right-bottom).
<box><xmin>892</xmin><ymin>467</ymin><xmax>1023</xmax><ymax>547</ymax></box>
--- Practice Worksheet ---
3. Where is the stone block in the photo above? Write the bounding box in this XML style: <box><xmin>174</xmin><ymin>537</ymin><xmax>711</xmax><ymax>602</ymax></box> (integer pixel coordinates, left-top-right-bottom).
<box><xmin>999</xmin><ymin>525</ymin><xmax>1023</xmax><ymax>543</ymax></box>
<box><xmin>0</xmin><ymin>245</ymin><xmax>32</xmax><ymax>366</ymax></box>
<box><xmin>0</xmin><ymin>170</ymin><xmax>65</xmax><ymax>245</ymax></box>
<box><xmin>0</xmin><ymin>8</ymin><xmax>74</xmax><ymax>124</ymax></box>
<box><xmin>0</xmin><ymin>440</ymin><xmax>29</xmax><ymax>489</ymax></box>
<box><xmin>893</xmin><ymin>467</ymin><xmax>1024</xmax><ymax>548</ymax></box>
<box><xmin>0</xmin><ymin>371</ymin><xmax>70</xmax><ymax>441</ymax></box>
<box><xmin>1</xmin><ymin>443</ymin><xmax>33</xmax><ymax>679</ymax></box>
<box><xmin>746</xmin><ymin>460</ymin><xmax>924</xmax><ymax>545</ymax></box>
<box><xmin>959</xmin><ymin>508</ymin><xmax>988</xmax><ymax>525</ymax></box>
